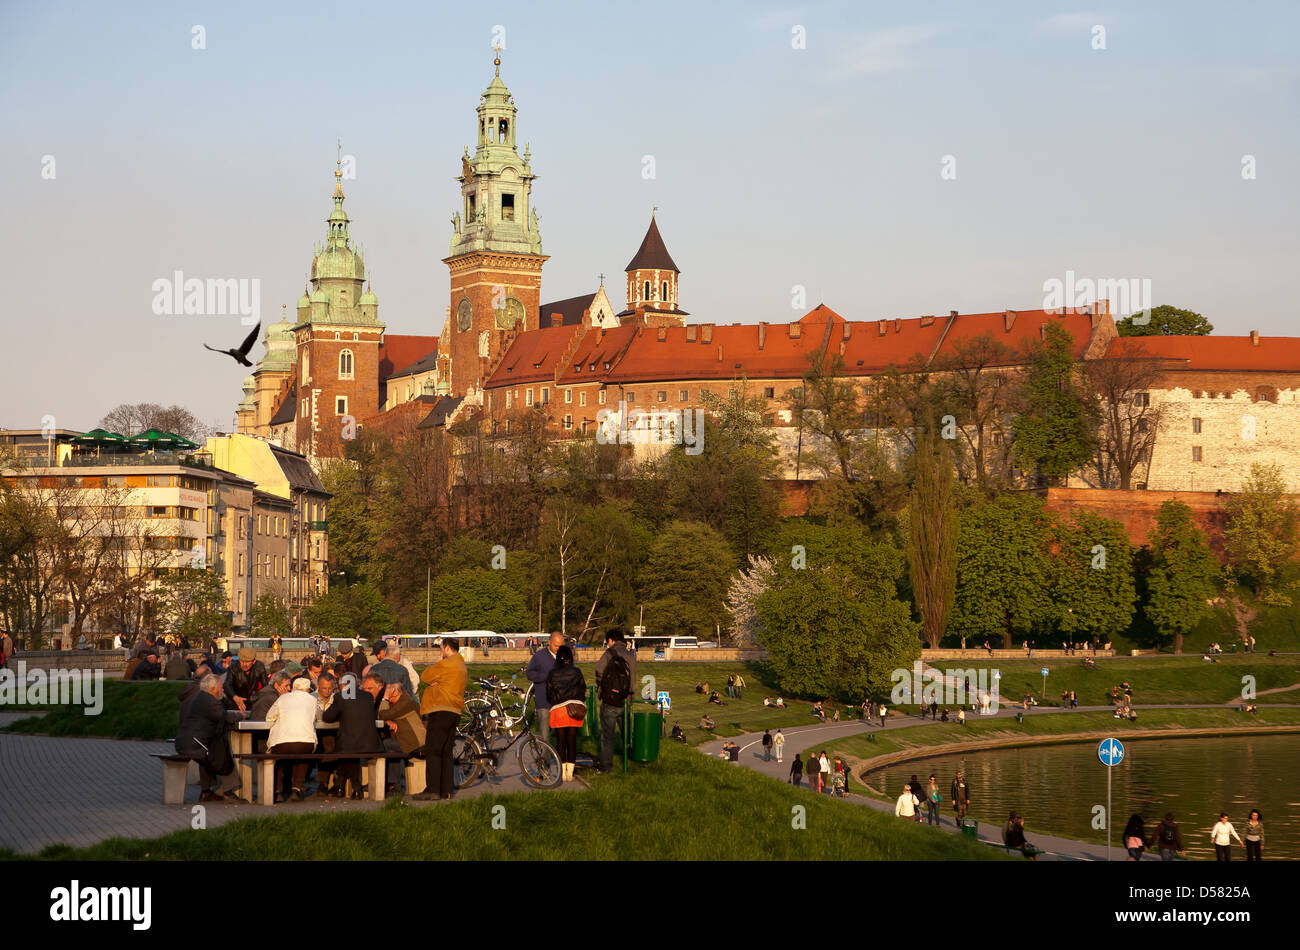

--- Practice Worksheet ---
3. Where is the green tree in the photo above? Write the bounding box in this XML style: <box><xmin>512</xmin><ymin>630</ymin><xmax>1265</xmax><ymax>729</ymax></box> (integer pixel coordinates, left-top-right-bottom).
<box><xmin>639</xmin><ymin>521</ymin><xmax>734</xmax><ymax>638</ymax></box>
<box><xmin>1012</xmin><ymin>322</ymin><xmax>1099</xmax><ymax>483</ymax></box>
<box><xmin>305</xmin><ymin>581</ymin><xmax>395</xmax><ymax>642</ymax></box>
<box><xmin>1222</xmin><ymin>463</ymin><xmax>1300</xmax><ymax>598</ymax></box>
<box><xmin>1049</xmin><ymin>511</ymin><xmax>1137</xmax><ymax>644</ymax></box>
<box><xmin>949</xmin><ymin>494</ymin><xmax>1055</xmax><ymax>647</ymax></box>
<box><xmin>248</xmin><ymin>593</ymin><xmax>293</xmax><ymax>640</ymax></box>
<box><xmin>906</xmin><ymin>424</ymin><xmax>958</xmax><ymax>648</ymax></box>
<box><xmin>156</xmin><ymin>569</ymin><xmax>228</xmax><ymax>644</ymax></box>
<box><xmin>1144</xmin><ymin>500</ymin><xmax>1219</xmax><ymax>654</ymax></box>
<box><xmin>1115</xmin><ymin>305</ymin><xmax>1213</xmax><ymax>337</ymax></box>
<box><xmin>757</xmin><ymin>531</ymin><xmax>918</xmax><ymax>701</ymax></box>
<box><xmin>423</xmin><ymin>569</ymin><xmax>533</xmax><ymax>633</ymax></box>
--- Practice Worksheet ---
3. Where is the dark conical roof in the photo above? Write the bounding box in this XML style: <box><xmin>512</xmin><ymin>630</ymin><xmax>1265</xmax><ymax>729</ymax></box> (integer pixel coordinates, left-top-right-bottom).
<box><xmin>625</xmin><ymin>214</ymin><xmax>679</xmax><ymax>273</ymax></box>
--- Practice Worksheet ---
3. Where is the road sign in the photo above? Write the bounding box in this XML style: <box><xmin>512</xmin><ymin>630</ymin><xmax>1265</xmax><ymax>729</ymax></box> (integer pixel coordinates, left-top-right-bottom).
<box><xmin>633</xmin><ymin>625</ymin><xmax>646</xmax><ymax>636</ymax></box>
<box><xmin>1098</xmin><ymin>737</ymin><xmax>1125</xmax><ymax>766</ymax></box>
<box><xmin>657</xmin><ymin>690</ymin><xmax>670</xmax><ymax>711</ymax></box>
<box><xmin>1040</xmin><ymin>667</ymin><xmax>1050</xmax><ymax>677</ymax></box>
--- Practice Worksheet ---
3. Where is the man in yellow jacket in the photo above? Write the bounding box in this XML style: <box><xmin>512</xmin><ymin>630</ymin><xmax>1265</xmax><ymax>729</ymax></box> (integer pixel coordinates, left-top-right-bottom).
<box><xmin>413</xmin><ymin>637</ymin><xmax>467</xmax><ymax>801</ymax></box>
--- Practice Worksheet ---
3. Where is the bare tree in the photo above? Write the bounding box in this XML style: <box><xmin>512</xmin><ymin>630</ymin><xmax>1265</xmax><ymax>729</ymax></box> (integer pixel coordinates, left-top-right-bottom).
<box><xmin>99</xmin><ymin>403</ymin><xmax>212</xmax><ymax>442</ymax></box>
<box><xmin>1086</xmin><ymin>346</ymin><xmax>1165</xmax><ymax>490</ymax></box>
<box><xmin>934</xmin><ymin>333</ymin><xmax>1017</xmax><ymax>492</ymax></box>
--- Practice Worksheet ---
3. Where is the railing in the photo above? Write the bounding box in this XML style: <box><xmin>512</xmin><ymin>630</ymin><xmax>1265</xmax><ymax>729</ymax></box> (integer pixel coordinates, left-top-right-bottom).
<box><xmin>61</xmin><ymin>452</ymin><xmax>216</xmax><ymax>471</ymax></box>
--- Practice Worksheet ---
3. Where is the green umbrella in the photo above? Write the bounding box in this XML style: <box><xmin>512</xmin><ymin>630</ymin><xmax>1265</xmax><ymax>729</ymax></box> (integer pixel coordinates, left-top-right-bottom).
<box><xmin>128</xmin><ymin>429</ymin><xmax>199</xmax><ymax>450</ymax></box>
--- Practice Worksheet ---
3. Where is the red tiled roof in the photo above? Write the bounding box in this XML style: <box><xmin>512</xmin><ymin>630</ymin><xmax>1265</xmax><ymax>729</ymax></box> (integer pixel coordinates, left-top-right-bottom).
<box><xmin>380</xmin><ymin>335</ymin><xmax>439</xmax><ymax>382</ymax></box>
<box><xmin>556</xmin><ymin>325</ymin><xmax>640</xmax><ymax>385</ymax></box>
<box><xmin>929</xmin><ymin>309</ymin><xmax>1098</xmax><ymax>364</ymax></box>
<box><xmin>483</xmin><ymin>325</ymin><xmax>582</xmax><ymax>388</ymax></box>
<box><xmin>1105</xmin><ymin>335</ymin><xmax>1300</xmax><ymax>373</ymax></box>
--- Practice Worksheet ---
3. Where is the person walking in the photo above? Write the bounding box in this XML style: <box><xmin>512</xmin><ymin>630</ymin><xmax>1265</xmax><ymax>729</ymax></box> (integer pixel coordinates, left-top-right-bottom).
<box><xmin>412</xmin><ymin>637</ymin><xmax>467</xmax><ymax>802</ymax></box>
<box><xmin>595</xmin><ymin>630</ymin><xmax>637</xmax><ymax>774</ymax></box>
<box><xmin>1244</xmin><ymin>810</ymin><xmax>1264</xmax><ymax>861</ymax></box>
<box><xmin>761</xmin><ymin>729</ymin><xmax>773</xmax><ymax>762</ymax></box>
<box><xmin>525</xmin><ymin>631</ymin><xmax>565</xmax><ymax>745</ymax></box>
<box><xmin>774</xmin><ymin>729</ymin><xmax>785</xmax><ymax>763</ymax></box>
<box><xmin>879</xmin><ymin>703</ymin><xmax>887</xmax><ymax>728</ymax></box>
<box><xmin>951</xmin><ymin>769</ymin><xmax>971</xmax><ymax>820</ymax></box>
<box><xmin>789</xmin><ymin>754</ymin><xmax>803</xmax><ymax>787</ymax></box>
<box><xmin>1210</xmin><ymin>812</ymin><xmax>1243</xmax><ymax>861</ymax></box>
<box><xmin>818</xmin><ymin>751</ymin><xmax>830</xmax><ymax>794</ymax></box>
<box><xmin>545</xmin><ymin>645</ymin><xmax>587</xmax><ymax>783</ymax></box>
<box><xmin>1122</xmin><ymin>814</ymin><xmax>1149</xmax><ymax>861</ymax></box>
<box><xmin>894</xmin><ymin>784</ymin><xmax>919</xmax><ymax>820</ymax></box>
<box><xmin>733</xmin><ymin>672</ymin><xmax>745</xmax><ymax>700</ymax></box>
<box><xmin>1154</xmin><ymin>812</ymin><xmax>1185</xmax><ymax>860</ymax></box>
<box><xmin>907</xmin><ymin>774</ymin><xmax>924</xmax><ymax>822</ymax></box>
<box><xmin>925</xmin><ymin>774</ymin><xmax>942</xmax><ymax>826</ymax></box>
<box><xmin>726</xmin><ymin>673</ymin><xmax>736</xmax><ymax>699</ymax></box>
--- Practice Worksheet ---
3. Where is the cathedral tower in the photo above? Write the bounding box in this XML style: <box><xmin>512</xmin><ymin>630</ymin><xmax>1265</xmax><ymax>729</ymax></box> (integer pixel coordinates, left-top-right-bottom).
<box><xmin>623</xmin><ymin>211</ymin><xmax>687</xmax><ymax>326</ymax></box>
<box><xmin>444</xmin><ymin>51</ymin><xmax>547</xmax><ymax>398</ymax></box>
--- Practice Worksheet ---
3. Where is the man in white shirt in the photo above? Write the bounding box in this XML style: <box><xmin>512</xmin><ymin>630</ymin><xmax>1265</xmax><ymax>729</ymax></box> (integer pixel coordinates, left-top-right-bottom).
<box><xmin>894</xmin><ymin>787</ymin><xmax>919</xmax><ymax>819</ymax></box>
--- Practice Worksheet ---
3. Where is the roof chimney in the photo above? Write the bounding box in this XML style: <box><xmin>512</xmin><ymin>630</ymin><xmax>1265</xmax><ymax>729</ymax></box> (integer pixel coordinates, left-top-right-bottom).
<box><xmin>919</xmin><ymin>315</ymin><xmax>935</xmax><ymax>328</ymax></box>
<box><xmin>1251</xmin><ymin>330</ymin><xmax>1260</xmax><ymax>346</ymax></box>
<box><xmin>686</xmin><ymin>325</ymin><xmax>697</xmax><ymax>342</ymax></box>
<box><xmin>788</xmin><ymin>323</ymin><xmax>801</xmax><ymax>339</ymax></box>
<box><xmin>950</xmin><ymin>310</ymin><xmax>958</xmax><ymax>318</ymax></box>
<box><xmin>1003</xmin><ymin>310</ymin><xmax>1017</xmax><ymax>332</ymax></box>
<box><xmin>842</xmin><ymin>322</ymin><xmax>852</xmax><ymax>339</ymax></box>
<box><xmin>878</xmin><ymin>319</ymin><xmax>888</xmax><ymax>337</ymax></box>
<box><xmin>701</xmin><ymin>324</ymin><xmax>713</xmax><ymax>343</ymax></box>
<box><xmin>893</xmin><ymin>318</ymin><xmax>901</xmax><ymax>334</ymax></box>
<box><xmin>657</xmin><ymin>326</ymin><xmax>667</xmax><ymax>341</ymax></box>
<box><xmin>758</xmin><ymin>322</ymin><xmax>767</xmax><ymax>349</ymax></box>
<box><xmin>548</xmin><ymin>313</ymin><xmax>562</xmax><ymax>328</ymax></box>
<box><xmin>716</xmin><ymin>344</ymin><xmax>724</xmax><ymax>362</ymax></box>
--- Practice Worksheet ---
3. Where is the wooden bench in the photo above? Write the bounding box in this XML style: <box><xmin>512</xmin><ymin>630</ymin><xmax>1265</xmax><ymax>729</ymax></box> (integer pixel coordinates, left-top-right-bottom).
<box><xmin>150</xmin><ymin>753</ymin><xmax>203</xmax><ymax>805</ymax></box>
<box><xmin>233</xmin><ymin>752</ymin><xmax>422</xmax><ymax>806</ymax></box>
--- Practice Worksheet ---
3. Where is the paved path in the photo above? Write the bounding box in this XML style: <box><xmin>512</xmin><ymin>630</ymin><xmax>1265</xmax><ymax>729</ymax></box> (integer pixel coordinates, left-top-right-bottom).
<box><xmin>0</xmin><ymin>729</ymin><xmax>576</xmax><ymax>855</ymax></box>
<box><xmin>697</xmin><ymin>700</ymin><xmax>1295</xmax><ymax>861</ymax></box>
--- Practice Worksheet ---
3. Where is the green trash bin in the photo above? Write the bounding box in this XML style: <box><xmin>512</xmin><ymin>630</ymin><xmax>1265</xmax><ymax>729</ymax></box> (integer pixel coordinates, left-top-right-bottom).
<box><xmin>630</xmin><ymin>706</ymin><xmax>662</xmax><ymax>762</ymax></box>
<box><xmin>960</xmin><ymin>818</ymin><xmax>979</xmax><ymax>840</ymax></box>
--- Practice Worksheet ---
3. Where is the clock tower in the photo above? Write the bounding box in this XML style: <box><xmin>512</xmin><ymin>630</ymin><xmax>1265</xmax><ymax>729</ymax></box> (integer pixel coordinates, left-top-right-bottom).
<box><xmin>444</xmin><ymin>50</ymin><xmax>547</xmax><ymax>399</ymax></box>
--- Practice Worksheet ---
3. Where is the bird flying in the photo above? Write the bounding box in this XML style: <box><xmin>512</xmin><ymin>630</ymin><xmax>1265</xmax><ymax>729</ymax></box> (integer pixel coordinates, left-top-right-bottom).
<box><xmin>204</xmin><ymin>323</ymin><xmax>260</xmax><ymax>367</ymax></box>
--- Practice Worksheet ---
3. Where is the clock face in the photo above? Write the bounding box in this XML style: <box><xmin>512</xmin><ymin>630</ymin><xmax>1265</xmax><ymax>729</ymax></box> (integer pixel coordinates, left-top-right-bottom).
<box><xmin>457</xmin><ymin>298</ymin><xmax>472</xmax><ymax>332</ymax></box>
<box><xmin>496</xmin><ymin>296</ymin><xmax>525</xmax><ymax>330</ymax></box>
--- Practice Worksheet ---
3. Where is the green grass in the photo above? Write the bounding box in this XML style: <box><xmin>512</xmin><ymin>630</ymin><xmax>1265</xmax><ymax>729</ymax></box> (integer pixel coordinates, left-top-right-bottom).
<box><xmin>5</xmin><ymin>742</ymin><xmax>1009</xmax><ymax>861</ymax></box>
<box><xmin>820</xmin><ymin>707</ymin><xmax>1300</xmax><ymax>786</ymax></box>
<box><xmin>2</xmin><ymin>680</ymin><xmax>185</xmax><ymax>740</ymax></box>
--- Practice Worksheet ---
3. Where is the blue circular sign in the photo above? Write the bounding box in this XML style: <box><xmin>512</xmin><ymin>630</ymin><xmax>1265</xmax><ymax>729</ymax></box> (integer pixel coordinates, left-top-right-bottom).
<box><xmin>1098</xmin><ymin>737</ymin><xmax>1125</xmax><ymax>766</ymax></box>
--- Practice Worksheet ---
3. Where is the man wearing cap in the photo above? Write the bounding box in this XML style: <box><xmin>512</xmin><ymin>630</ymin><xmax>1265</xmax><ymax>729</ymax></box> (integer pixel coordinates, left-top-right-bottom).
<box><xmin>224</xmin><ymin>647</ymin><xmax>268</xmax><ymax>713</ymax></box>
<box><xmin>337</xmin><ymin>639</ymin><xmax>367</xmax><ymax>682</ymax></box>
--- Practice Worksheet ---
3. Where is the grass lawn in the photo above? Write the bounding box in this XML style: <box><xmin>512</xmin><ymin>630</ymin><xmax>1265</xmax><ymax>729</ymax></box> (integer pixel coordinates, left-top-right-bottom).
<box><xmin>2</xmin><ymin>741</ymin><xmax>1009</xmax><ymax>862</ymax></box>
<box><xmin>2</xmin><ymin>680</ymin><xmax>185</xmax><ymax>740</ymax></box>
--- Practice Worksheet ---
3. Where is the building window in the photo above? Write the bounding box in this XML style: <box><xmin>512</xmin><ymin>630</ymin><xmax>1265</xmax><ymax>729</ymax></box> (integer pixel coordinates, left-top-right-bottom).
<box><xmin>339</xmin><ymin>349</ymin><xmax>354</xmax><ymax>379</ymax></box>
<box><xmin>563</xmin><ymin>415</ymin><xmax>573</xmax><ymax>430</ymax></box>
<box><xmin>662</xmin><ymin>281</ymin><xmax>669</xmax><ymax>300</ymax></box>
<box><xmin>239</xmin><ymin>516</ymin><xmax>247</xmax><ymax>540</ymax></box>
<box><xmin>565</xmin><ymin>389</ymin><xmax>573</xmax><ymax>404</ymax></box>
<box><xmin>626</xmin><ymin>391</ymin><xmax>635</xmax><ymax>404</ymax></box>
<box><xmin>541</xmin><ymin>387</ymin><xmax>549</xmax><ymax>404</ymax></box>
<box><xmin>679</xmin><ymin>389</ymin><xmax>688</xmax><ymax>402</ymax></box>
<box><xmin>598</xmin><ymin>389</ymin><xmax>606</xmax><ymax>405</ymax></box>
<box><xmin>579</xmin><ymin>392</ymin><xmax>587</xmax><ymax>407</ymax></box>
<box><xmin>1192</xmin><ymin>417</ymin><xmax>1203</xmax><ymax>434</ymax></box>
<box><xmin>1192</xmin><ymin>446</ymin><xmax>1203</xmax><ymax>462</ymax></box>
<box><xmin>236</xmin><ymin>590</ymin><xmax>244</xmax><ymax>613</ymax></box>
<box><xmin>763</xmin><ymin>386</ymin><xmax>775</xmax><ymax>399</ymax></box>
<box><xmin>336</xmin><ymin>396</ymin><xmax>347</xmax><ymax>415</ymax></box>
<box><xmin>526</xmin><ymin>388</ymin><xmax>534</xmax><ymax>406</ymax></box>
<box><xmin>501</xmin><ymin>193</ymin><xmax>515</xmax><ymax>221</ymax></box>
<box><xmin>1133</xmin><ymin>392</ymin><xmax>1150</xmax><ymax>408</ymax></box>
<box><xmin>658</xmin><ymin>391</ymin><xmax>667</xmax><ymax>403</ymax></box>
<box><xmin>643</xmin><ymin>281</ymin><xmax>651</xmax><ymax>301</ymax></box>
<box><xmin>238</xmin><ymin>553</ymin><xmax>245</xmax><ymax>576</ymax></box>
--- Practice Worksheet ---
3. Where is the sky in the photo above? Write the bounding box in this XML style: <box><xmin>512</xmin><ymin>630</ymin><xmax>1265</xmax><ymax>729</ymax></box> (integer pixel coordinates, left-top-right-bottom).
<box><xmin>1</xmin><ymin>0</ymin><xmax>1297</xmax><ymax>432</ymax></box>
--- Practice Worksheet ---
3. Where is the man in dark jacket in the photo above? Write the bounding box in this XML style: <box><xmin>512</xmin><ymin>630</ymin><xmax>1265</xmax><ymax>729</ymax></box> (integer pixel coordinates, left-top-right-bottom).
<box><xmin>594</xmin><ymin>630</ymin><xmax>638</xmax><ymax>774</ymax></box>
<box><xmin>951</xmin><ymin>769</ymin><xmax>971</xmax><ymax>820</ymax></box>
<box><xmin>248</xmin><ymin>671</ymin><xmax>292</xmax><ymax>721</ymax></box>
<box><xmin>163</xmin><ymin>651</ymin><xmax>195</xmax><ymax>681</ymax></box>
<box><xmin>224</xmin><ymin>648</ymin><xmax>267</xmax><ymax>712</ymax></box>
<box><xmin>131</xmin><ymin>653</ymin><xmax>162</xmax><ymax>680</ymax></box>
<box><xmin>1155</xmin><ymin>812</ymin><xmax>1186</xmax><ymax>860</ymax></box>
<box><xmin>176</xmin><ymin>674</ymin><xmax>243</xmax><ymax>800</ymax></box>
<box><xmin>337</xmin><ymin>640</ymin><xmax>367</xmax><ymax>682</ymax></box>
<box><xmin>321</xmin><ymin>671</ymin><xmax>383</xmax><ymax>797</ymax></box>
<box><xmin>525</xmin><ymin>631</ymin><xmax>565</xmax><ymax>744</ymax></box>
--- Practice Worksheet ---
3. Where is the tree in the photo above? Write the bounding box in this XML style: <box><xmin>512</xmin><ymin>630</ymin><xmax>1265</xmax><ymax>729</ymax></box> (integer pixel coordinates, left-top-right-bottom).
<box><xmin>1012</xmin><ymin>322</ymin><xmax>1100</xmax><ymax>483</ymax></box>
<box><xmin>306</xmin><ymin>581</ymin><xmax>396</xmax><ymax>641</ymax></box>
<box><xmin>99</xmin><ymin>403</ymin><xmax>212</xmax><ymax>442</ymax></box>
<box><xmin>757</xmin><ymin>530</ymin><xmax>918</xmax><ymax>701</ymax></box>
<box><xmin>1144</xmin><ymin>501</ymin><xmax>1219</xmax><ymax>653</ymax></box>
<box><xmin>1222</xmin><ymin>463</ymin><xmax>1300</xmax><ymax>598</ymax></box>
<box><xmin>949</xmin><ymin>494</ymin><xmax>1055</xmax><ymax>647</ymax></box>
<box><xmin>639</xmin><ymin>521</ymin><xmax>734</xmax><ymax>638</ymax></box>
<box><xmin>156</xmin><ymin>569</ymin><xmax>228</xmax><ymax>644</ymax></box>
<box><xmin>0</xmin><ymin>481</ymin><xmax>67</xmax><ymax>648</ymax></box>
<box><xmin>422</xmin><ymin>569</ymin><xmax>532</xmax><ymax>633</ymax></box>
<box><xmin>1085</xmin><ymin>344</ymin><xmax>1165</xmax><ymax>489</ymax></box>
<box><xmin>248</xmin><ymin>593</ymin><xmax>293</xmax><ymax>640</ymax></box>
<box><xmin>906</xmin><ymin>424</ymin><xmax>958</xmax><ymax>648</ymax></box>
<box><xmin>1048</xmin><ymin>511</ymin><xmax>1137</xmax><ymax>644</ymax></box>
<box><xmin>1115</xmin><ymin>305</ymin><xmax>1213</xmax><ymax>337</ymax></box>
<box><xmin>934</xmin><ymin>332</ymin><xmax>1017</xmax><ymax>492</ymax></box>
<box><xmin>724</xmin><ymin>555</ymin><xmax>775</xmax><ymax>647</ymax></box>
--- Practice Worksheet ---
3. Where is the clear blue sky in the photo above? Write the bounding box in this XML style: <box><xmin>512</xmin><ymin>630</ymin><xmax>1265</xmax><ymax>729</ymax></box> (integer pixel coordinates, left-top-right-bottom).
<box><xmin>2</xmin><ymin>0</ymin><xmax>1297</xmax><ymax>430</ymax></box>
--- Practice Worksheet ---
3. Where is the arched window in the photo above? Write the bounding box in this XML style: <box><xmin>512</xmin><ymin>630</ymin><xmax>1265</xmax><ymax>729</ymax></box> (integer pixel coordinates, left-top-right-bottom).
<box><xmin>339</xmin><ymin>349</ymin><xmax>354</xmax><ymax>380</ymax></box>
<box><xmin>662</xmin><ymin>281</ymin><xmax>669</xmax><ymax>300</ymax></box>
<box><xmin>643</xmin><ymin>281</ymin><xmax>651</xmax><ymax>301</ymax></box>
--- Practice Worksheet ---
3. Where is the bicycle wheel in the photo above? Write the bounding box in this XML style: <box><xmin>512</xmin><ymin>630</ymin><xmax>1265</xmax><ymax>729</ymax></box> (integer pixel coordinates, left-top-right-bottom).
<box><xmin>453</xmin><ymin>733</ymin><xmax>484</xmax><ymax>789</ymax></box>
<box><xmin>517</xmin><ymin>734</ymin><xmax>562</xmax><ymax>789</ymax></box>
<box><xmin>461</xmin><ymin>696</ymin><xmax>502</xmax><ymax>737</ymax></box>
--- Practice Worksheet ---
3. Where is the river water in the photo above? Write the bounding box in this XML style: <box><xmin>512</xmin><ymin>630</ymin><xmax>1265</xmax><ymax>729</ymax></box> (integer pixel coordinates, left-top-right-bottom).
<box><xmin>873</xmin><ymin>734</ymin><xmax>1299</xmax><ymax>860</ymax></box>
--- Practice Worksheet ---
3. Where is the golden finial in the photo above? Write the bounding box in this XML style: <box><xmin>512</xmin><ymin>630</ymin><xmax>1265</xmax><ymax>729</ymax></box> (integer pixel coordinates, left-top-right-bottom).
<box><xmin>333</xmin><ymin>139</ymin><xmax>345</xmax><ymax>197</ymax></box>
<box><xmin>493</xmin><ymin>42</ymin><xmax>502</xmax><ymax>73</ymax></box>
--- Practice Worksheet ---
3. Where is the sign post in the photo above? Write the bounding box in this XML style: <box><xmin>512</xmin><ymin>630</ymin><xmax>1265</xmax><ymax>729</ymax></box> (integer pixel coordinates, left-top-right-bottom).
<box><xmin>1040</xmin><ymin>667</ymin><xmax>1049</xmax><ymax>703</ymax></box>
<box><xmin>1097</xmin><ymin>737</ymin><xmax>1126</xmax><ymax>861</ymax></box>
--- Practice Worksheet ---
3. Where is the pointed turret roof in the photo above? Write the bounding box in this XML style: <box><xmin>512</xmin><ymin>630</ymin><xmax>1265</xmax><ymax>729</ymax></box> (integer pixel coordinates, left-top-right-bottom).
<box><xmin>625</xmin><ymin>213</ymin><xmax>679</xmax><ymax>273</ymax></box>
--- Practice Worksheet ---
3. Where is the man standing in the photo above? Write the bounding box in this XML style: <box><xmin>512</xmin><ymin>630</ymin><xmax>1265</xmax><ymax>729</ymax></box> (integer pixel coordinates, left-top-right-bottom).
<box><xmin>733</xmin><ymin>672</ymin><xmax>745</xmax><ymax>700</ymax></box>
<box><xmin>594</xmin><ymin>630</ymin><xmax>637</xmax><ymax>774</ymax></box>
<box><xmin>525</xmin><ymin>631</ymin><xmax>565</xmax><ymax>745</ymax></box>
<box><xmin>761</xmin><ymin>729</ymin><xmax>773</xmax><ymax>762</ymax></box>
<box><xmin>369</xmin><ymin>640</ymin><xmax>412</xmax><ymax>694</ymax></box>
<box><xmin>414</xmin><ymin>637</ymin><xmax>467</xmax><ymax>802</ymax></box>
<box><xmin>951</xmin><ymin>769</ymin><xmax>971</xmax><ymax>820</ymax></box>
<box><xmin>774</xmin><ymin>729</ymin><xmax>785</xmax><ymax>763</ymax></box>
<box><xmin>337</xmin><ymin>639</ymin><xmax>367</xmax><ymax>682</ymax></box>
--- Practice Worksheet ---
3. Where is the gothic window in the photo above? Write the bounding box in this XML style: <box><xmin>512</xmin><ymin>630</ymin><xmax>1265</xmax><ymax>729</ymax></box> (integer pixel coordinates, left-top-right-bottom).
<box><xmin>339</xmin><ymin>349</ymin><xmax>354</xmax><ymax>380</ymax></box>
<box><xmin>662</xmin><ymin>281</ymin><xmax>669</xmax><ymax>300</ymax></box>
<box><xmin>499</xmin><ymin>118</ymin><xmax>509</xmax><ymax>141</ymax></box>
<box><xmin>643</xmin><ymin>281</ymin><xmax>651</xmax><ymax>301</ymax></box>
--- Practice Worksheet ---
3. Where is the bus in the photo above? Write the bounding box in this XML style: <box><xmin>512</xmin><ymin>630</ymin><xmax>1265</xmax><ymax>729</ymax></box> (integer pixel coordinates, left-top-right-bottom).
<box><xmin>399</xmin><ymin>631</ymin><xmax>516</xmax><ymax>651</ymax></box>
<box><xmin>627</xmin><ymin>635</ymin><xmax>699</xmax><ymax>654</ymax></box>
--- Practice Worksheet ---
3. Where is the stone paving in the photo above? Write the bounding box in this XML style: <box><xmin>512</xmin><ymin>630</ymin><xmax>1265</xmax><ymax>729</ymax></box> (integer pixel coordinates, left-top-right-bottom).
<box><xmin>0</xmin><ymin>724</ymin><xmax>577</xmax><ymax>854</ymax></box>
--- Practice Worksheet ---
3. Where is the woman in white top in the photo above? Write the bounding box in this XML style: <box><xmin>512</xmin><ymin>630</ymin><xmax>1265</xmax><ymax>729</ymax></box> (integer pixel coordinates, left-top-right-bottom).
<box><xmin>773</xmin><ymin>730</ymin><xmax>785</xmax><ymax>763</ymax></box>
<box><xmin>819</xmin><ymin>752</ymin><xmax>830</xmax><ymax>793</ymax></box>
<box><xmin>1210</xmin><ymin>813</ymin><xmax>1243</xmax><ymax>861</ymax></box>
<box><xmin>894</xmin><ymin>786</ymin><xmax>919</xmax><ymax>819</ymax></box>
<box><xmin>266</xmin><ymin>678</ymin><xmax>320</xmax><ymax>802</ymax></box>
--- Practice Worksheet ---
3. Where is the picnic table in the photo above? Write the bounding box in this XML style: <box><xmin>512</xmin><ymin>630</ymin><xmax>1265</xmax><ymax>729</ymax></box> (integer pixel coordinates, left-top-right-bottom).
<box><xmin>231</xmin><ymin>719</ymin><xmax>385</xmax><ymax>804</ymax></box>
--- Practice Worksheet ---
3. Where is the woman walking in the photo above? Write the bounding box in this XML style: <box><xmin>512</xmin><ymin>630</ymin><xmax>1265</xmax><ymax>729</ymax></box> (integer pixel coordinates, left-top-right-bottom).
<box><xmin>774</xmin><ymin>729</ymin><xmax>785</xmax><ymax>763</ymax></box>
<box><xmin>1210</xmin><ymin>812</ymin><xmax>1243</xmax><ymax>861</ymax></box>
<box><xmin>789</xmin><ymin>753</ymin><xmax>803</xmax><ymax>787</ymax></box>
<box><xmin>544</xmin><ymin>645</ymin><xmax>587</xmax><ymax>782</ymax></box>
<box><xmin>1122</xmin><ymin>814</ymin><xmax>1149</xmax><ymax>861</ymax></box>
<box><xmin>1244</xmin><ymin>810</ymin><xmax>1264</xmax><ymax>861</ymax></box>
<box><xmin>925</xmin><ymin>775</ymin><xmax>942</xmax><ymax>826</ymax></box>
<box><xmin>818</xmin><ymin>751</ymin><xmax>830</xmax><ymax>794</ymax></box>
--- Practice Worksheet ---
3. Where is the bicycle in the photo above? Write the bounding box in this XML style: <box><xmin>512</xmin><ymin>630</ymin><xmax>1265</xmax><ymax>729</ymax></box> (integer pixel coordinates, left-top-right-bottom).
<box><xmin>453</xmin><ymin>682</ymin><xmax>561</xmax><ymax>790</ymax></box>
<box><xmin>460</xmin><ymin>672</ymin><xmax>533</xmax><ymax>738</ymax></box>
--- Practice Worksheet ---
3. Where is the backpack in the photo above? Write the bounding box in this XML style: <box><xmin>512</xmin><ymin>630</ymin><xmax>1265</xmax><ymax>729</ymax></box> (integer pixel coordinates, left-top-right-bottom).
<box><xmin>599</xmin><ymin>650</ymin><xmax>632</xmax><ymax>707</ymax></box>
<box><xmin>1158</xmin><ymin>823</ymin><xmax>1177</xmax><ymax>846</ymax></box>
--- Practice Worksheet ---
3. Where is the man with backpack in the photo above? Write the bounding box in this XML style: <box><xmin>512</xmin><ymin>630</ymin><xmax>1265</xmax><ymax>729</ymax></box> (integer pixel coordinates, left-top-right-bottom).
<box><xmin>594</xmin><ymin>629</ymin><xmax>637</xmax><ymax>774</ymax></box>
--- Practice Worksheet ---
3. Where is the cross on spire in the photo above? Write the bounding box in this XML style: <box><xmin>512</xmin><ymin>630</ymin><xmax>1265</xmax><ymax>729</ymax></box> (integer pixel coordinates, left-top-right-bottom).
<box><xmin>598</xmin><ymin>272</ymin><xmax>605</xmax><ymax>285</ymax></box>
